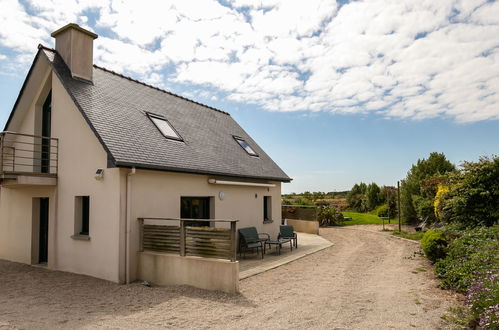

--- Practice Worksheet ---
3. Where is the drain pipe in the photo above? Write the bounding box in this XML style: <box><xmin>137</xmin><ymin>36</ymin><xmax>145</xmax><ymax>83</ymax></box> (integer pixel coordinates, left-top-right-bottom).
<box><xmin>125</xmin><ymin>167</ymin><xmax>136</xmax><ymax>284</ymax></box>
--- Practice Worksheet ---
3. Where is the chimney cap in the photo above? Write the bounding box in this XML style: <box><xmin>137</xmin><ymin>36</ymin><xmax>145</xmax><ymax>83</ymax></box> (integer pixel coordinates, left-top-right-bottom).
<box><xmin>51</xmin><ymin>23</ymin><xmax>98</xmax><ymax>39</ymax></box>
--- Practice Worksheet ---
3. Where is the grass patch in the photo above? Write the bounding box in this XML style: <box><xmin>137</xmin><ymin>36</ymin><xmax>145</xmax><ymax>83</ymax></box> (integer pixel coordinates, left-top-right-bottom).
<box><xmin>340</xmin><ymin>211</ymin><xmax>403</xmax><ymax>226</ymax></box>
<box><xmin>441</xmin><ymin>307</ymin><xmax>472</xmax><ymax>328</ymax></box>
<box><xmin>392</xmin><ymin>230</ymin><xmax>424</xmax><ymax>241</ymax></box>
<box><xmin>411</xmin><ymin>267</ymin><xmax>427</xmax><ymax>274</ymax></box>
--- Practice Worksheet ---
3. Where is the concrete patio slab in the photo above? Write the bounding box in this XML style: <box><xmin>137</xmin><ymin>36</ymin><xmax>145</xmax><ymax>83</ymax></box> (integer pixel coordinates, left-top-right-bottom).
<box><xmin>238</xmin><ymin>232</ymin><xmax>333</xmax><ymax>279</ymax></box>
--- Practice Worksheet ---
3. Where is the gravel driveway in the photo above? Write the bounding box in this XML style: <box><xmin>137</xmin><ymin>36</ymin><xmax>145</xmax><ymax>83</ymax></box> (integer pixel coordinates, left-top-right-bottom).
<box><xmin>0</xmin><ymin>226</ymin><xmax>461</xmax><ymax>329</ymax></box>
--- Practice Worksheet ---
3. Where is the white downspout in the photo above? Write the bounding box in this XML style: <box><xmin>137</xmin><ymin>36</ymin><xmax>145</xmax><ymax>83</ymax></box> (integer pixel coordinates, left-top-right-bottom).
<box><xmin>125</xmin><ymin>167</ymin><xmax>136</xmax><ymax>284</ymax></box>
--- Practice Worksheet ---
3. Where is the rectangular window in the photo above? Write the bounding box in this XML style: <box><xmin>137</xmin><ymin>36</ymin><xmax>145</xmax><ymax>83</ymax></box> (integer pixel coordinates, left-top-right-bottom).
<box><xmin>181</xmin><ymin>197</ymin><xmax>211</xmax><ymax>227</ymax></box>
<box><xmin>263</xmin><ymin>196</ymin><xmax>272</xmax><ymax>222</ymax></box>
<box><xmin>148</xmin><ymin>113</ymin><xmax>182</xmax><ymax>141</ymax></box>
<box><xmin>234</xmin><ymin>136</ymin><xmax>258</xmax><ymax>156</ymax></box>
<box><xmin>74</xmin><ymin>196</ymin><xmax>90</xmax><ymax>237</ymax></box>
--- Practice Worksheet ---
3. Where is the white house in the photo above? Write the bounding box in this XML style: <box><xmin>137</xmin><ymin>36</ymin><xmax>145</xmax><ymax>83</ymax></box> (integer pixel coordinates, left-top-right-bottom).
<box><xmin>0</xmin><ymin>23</ymin><xmax>291</xmax><ymax>292</ymax></box>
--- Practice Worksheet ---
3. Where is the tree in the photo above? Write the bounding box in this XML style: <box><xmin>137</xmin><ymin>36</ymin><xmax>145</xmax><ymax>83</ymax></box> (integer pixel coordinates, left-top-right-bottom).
<box><xmin>346</xmin><ymin>182</ymin><xmax>367</xmax><ymax>212</ymax></box>
<box><xmin>401</xmin><ymin>152</ymin><xmax>456</xmax><ymax>222</ymax></box>
<box><xmin>312</xmin><ymin>191</ymin><xmax>325</xmax><ymax>201</ymax></box>
<box><xmin>381</xmin><ymin>186</ymin><xmax>398</xmax><ymax>218</ymax></box>
<box><xmin>437</xmin><ymin>156</ymin><xmax>499</xmax><ymax>227</ymax></box>
<box><xmin>366</xmin><ymin>183</ymin><xmax>381</xmax><ymax>211</ymax></box>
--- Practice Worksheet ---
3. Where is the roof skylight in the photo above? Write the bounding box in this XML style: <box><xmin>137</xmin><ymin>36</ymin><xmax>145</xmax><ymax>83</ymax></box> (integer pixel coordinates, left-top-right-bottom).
<box><xmin>148</xmin><ymin>113</ymin><xmax>182</xmax><ymax>141</ymax></box>
<box><xmin>234</xmin><ymin>136</ymin><xmax>258</xmax><ymax>156</ymax></box>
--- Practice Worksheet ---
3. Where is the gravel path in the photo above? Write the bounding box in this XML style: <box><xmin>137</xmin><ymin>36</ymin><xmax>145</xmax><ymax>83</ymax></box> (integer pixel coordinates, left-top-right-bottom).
<box><xmin>0</xmin><ymin>226</ymin><xmax>461</xmax><ymax>329</ymax></box>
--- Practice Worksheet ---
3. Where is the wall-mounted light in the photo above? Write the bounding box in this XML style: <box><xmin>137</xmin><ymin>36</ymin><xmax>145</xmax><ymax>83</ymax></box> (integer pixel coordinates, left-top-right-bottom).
<box><xmin>95</xmin><ymin>168</ymin><xmax>104</xmax><ymax>181</ymax></box>
<box><xmin>219</xmin><ymin>191</ymin><xmax>225</xmax><ymax>200</ymax></box>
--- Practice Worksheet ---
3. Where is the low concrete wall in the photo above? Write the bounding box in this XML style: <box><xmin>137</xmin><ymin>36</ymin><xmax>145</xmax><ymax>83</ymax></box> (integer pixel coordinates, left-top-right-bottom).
<box><xmin>285</xmin><ymin>219</ymin><xmax>319</xmax><ymax>235</ymax></box>
<box><xmin>137</xmin><ymin>252</ymin><xmax>239</xmax><ymax>293</ymax></box>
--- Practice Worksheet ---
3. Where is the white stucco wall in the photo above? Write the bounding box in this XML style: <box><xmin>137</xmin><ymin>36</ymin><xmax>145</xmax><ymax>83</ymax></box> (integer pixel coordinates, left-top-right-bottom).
<box><xmin>126</xmin><ymin>169</ymin><xmax>282</xmax><ymax>281</ymax></box>
<box><xmin>0</xmin><ymin>186</ymin><xmax>56</xmax><ymax>264</ymax></box>
<box><xmin>0</xmin><ymin>58</ymin><xmax>56</xmax><ymax>265</ymax></box>
<box><xmin>50</xmin><ymin>73</ymin><xmax>122</xmax><ymax>282</ymax></box>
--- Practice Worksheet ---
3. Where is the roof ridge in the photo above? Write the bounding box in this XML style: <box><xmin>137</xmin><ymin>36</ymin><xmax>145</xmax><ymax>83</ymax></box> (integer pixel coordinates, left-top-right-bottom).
<box><xmin>93</xmin><ymin>65</ymin><xmax>230</xmax><ymax>115</ymax></box>
<box><xmin>38</xmin><ymin>44</ymin><xmax>230</xmax><ymax>116</ymax></box>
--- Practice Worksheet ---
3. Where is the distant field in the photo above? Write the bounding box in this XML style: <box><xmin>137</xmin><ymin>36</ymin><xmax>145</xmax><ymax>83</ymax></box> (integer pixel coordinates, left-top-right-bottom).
<box><xmin>341</xmin><ymin>211</ymin><xmax>403</xmax><ymax>226</ymax></box>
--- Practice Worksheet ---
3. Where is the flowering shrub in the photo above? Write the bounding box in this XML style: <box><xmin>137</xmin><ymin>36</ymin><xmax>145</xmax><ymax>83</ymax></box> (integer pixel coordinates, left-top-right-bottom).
<box><xmin>479</xmin><ymin>303</ymin><xmax>498</xmax><ymax>329</ymax></box>
<box><xmin>466</xmin><ymin>272</ymin><xmax>499</xmax><ymax>329</ymax></box>
<box><xmin>433</xmin><ymin>184</ymin><xmax>449</xmax><ymax>220</ymax></box>
<box><xmin>435</xmin><ymin>226</ymin><xmax>498</xmax><ymax>292</ymax></box>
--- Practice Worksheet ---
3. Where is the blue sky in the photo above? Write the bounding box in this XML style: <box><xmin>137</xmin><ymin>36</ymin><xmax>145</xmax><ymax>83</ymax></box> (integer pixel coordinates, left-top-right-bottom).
<box><xmin>1</xmin><ymin>0</ymin><xmax>498</xmax><ymax>193</ymax></box>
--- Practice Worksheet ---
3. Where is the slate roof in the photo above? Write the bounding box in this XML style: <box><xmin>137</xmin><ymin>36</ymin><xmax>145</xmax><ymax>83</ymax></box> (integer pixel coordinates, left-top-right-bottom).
<box><xmin>37</xmin><ymin>46</ymin><xmax>291</xmax><ymax>182</ymax></box>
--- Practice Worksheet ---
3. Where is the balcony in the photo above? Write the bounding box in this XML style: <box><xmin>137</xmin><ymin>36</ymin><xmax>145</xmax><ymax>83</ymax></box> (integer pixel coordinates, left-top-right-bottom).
<box><xmin>0</xmin><ymin>131</ymin><xmax>58</xmax><ymax>186</ymax></box>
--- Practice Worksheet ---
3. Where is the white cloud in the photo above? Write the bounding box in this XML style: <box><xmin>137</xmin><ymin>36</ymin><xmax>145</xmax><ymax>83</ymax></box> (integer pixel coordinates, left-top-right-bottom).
<box><xmin>0</xmin><ymin>0</ymin><xmax>498</xmax><ymax>122</ymax></box>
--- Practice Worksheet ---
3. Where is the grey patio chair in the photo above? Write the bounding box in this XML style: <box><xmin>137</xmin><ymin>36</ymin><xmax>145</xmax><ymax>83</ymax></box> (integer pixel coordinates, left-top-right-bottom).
<box><xmin>238</xmin><ymin>227</ymin><xmax>270</xmax><ymax>259</ymax></box>
<box><xmin>278</xmin><ymin>225</ymin><xmax>298</xmax><ymax>248</ymax></box>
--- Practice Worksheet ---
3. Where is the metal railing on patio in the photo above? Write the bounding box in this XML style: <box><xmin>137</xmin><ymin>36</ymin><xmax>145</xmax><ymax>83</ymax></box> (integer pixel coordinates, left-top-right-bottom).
<box><xmin>138</xmin><ymin>218</ymin><xmax>238</xmax><ymax>262</ymax></box>
<box><xmin>0</xmin><ymin>131</ymin><xmax>59</xmax><ymax>176</ymax></box>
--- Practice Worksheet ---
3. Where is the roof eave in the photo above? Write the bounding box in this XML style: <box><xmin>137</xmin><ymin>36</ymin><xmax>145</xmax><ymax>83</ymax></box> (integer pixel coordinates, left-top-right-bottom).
<box><xmin>38</xmin><ymin>46</ymin><xmax>117</xmax><ymax>167</ymax></box>
<box><xmin>114</xmin><ymin>161</ymin><xmax>292</xmax><ymax>183</ymax></box>
<box><xmin>3</xmin><ymin>46</ymin><xmax>45</xmax><ymax>131</ymax></box>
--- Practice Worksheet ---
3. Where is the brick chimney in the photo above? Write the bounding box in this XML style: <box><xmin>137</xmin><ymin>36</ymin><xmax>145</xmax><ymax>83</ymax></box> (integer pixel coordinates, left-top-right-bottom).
<box><xmin>51</xmin><ymin>23</ymin><xmax>98</xmax><ymax>82</ymax></box>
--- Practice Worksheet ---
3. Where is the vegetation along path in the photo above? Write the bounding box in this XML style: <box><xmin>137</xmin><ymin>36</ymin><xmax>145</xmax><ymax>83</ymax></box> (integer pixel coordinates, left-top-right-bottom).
<box><xmin>0</xmin><ymin>226</ymin><xmax>461</xmax><ymax>329</ymax></box>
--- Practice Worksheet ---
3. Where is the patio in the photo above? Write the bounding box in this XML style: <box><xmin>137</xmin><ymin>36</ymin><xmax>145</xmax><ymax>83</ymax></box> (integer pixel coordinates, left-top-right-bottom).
<box><xmin>238</xmin><ymin>232</ymin><xmax>333</xmax><ymax>279</ymax></box>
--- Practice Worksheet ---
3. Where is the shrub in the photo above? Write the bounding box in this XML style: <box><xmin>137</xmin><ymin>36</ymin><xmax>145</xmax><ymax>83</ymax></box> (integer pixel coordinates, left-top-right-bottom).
<box><xmin>467</xmin><ymin>274</ymin><xmax>499</xmax><ymax>329</ymax></box>
<box><xmin>435</xmin><ymin>226</ymin><xmax>499</xmax><ymax>292</ymax></box>
<box><xmin>373</xmin><ymin>204</ymin><xmax>389</xmax><ymax>217</ymax></box>
<box><xmin>421</xmin><ymin>229</ymin><xmax>448</xmax><ymax>262</ymax></box>
<box><xmin>294</xmin><ymin>198</ymin><xmax>315</xmax><ymax>206</ymax></box>
<box><xmin>400</xmin><ymin>152</ymin><xmax>456</xmax><ymax>222</ymax></box>
<box><xmin>438</xmin><ymin>156</ymin><xmax>499</xmax><ymax>227</ymax></box>
<box><xmin>317</xmin><ymin>207</ymin><xmax>344</xmax><ymax>226</ymax></box>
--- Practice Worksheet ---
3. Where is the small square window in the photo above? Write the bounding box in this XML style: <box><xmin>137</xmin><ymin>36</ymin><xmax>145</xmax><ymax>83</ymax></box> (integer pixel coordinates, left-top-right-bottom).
<box><xmin>234</xmin><ymin>136</ymin><xmax>258</xmax><ymax>156</ymax></box>
<box><xmin>74</xmin><ymin>196</ymin><xmax>90</xmax><ymax>237</ymax></box>
<box><xmin>148</xmin><ymin>113</ymin><xmax>182</xmax><ymax>140</ymax></box>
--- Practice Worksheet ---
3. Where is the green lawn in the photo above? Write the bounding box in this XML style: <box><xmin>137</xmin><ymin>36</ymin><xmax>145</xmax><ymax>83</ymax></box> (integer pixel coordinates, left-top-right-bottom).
<box><xmin>340</xmin><ymin>211</ymin><xmax>403</xmax><ymax>226</ymax></box>
<box><xmin>392</xmin><ymin>230</ymin><xmax>424</xmax><ymax>241</ymax></box>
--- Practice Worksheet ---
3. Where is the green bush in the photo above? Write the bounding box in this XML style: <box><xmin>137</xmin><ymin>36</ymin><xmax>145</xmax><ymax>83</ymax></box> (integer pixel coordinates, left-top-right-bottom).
<box><xmin>421</xmin><ymin>229</ymin><xmax>448</xmax><ymax>262</ymax></box>
<box><xmin>435</xmin><ymin>226</ymin><xmax>499</xmax><ymax>292</ymax></box>
<box><xmin>294</xmin><ymin>198</ymin><xmax>315</xmax><ymax>206</ymax></box>
<box><xmin>438</xmin><ymin>156</ymin><xmax>499</xmax><ymax>227</ymax></box>
<box><xmin>373</xmin><ymin>204</ymin><xmax>389</xmax><ymax>217</ymax></box>
<box><xmin>317</xmin><ymin>207</ymin><xmax>344</xmax><ymax>226</ymax></box>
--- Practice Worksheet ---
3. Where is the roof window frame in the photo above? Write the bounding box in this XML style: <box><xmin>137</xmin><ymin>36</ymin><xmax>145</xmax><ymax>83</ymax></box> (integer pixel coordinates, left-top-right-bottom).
<box><xmin>233</xmin><ymin>136</ymin><xmax>259</xmax><ymax>157</ymax></box>
<box><xmin>147</xmin><ymin>112</ymin><xmax>183</xmax><ymax>142</ymax></box>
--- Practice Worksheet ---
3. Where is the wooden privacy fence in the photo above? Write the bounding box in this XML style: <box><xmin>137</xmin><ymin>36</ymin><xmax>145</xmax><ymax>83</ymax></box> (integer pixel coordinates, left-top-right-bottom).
<box><xmin>138</xmin><ymin>218</ymin><xmax>238</xmax><ymax>262</ymax></box>
<box><xmin>282</xmin><ymin>205</ymin><xmax>318</xmax><ymax>222</ymax></box>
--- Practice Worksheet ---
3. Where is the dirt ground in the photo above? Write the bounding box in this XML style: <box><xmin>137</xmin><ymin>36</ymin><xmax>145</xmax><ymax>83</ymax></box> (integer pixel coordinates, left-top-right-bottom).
<box><xmin>0</xmin><ymin>226</ymin><xmax>461</xmax><ymax>329</ymax></box>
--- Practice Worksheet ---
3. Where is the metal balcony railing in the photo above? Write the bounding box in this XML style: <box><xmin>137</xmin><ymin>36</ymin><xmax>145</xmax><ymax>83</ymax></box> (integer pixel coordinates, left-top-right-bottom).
<box><xmin>0</xmin><ymin>131</ymin><xmax>59</xmax><ymax>177</ymax></box>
